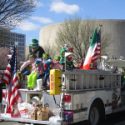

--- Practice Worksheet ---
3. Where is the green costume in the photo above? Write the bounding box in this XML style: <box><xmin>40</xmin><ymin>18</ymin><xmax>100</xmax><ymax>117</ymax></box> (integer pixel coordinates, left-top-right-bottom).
<box><xmin>66</xmin><ymin>60</ymin><xmax>74</xmax><ymax>70</ymax></box>
<box><xmin>27</xmin><ymin>72</ymin><xmax>37</xmax><ymax>89</ymax></box>
<box><xmin>59</xmin><ymin>48</ymin><xmax>66</xmax><ymax>65</ymax></box>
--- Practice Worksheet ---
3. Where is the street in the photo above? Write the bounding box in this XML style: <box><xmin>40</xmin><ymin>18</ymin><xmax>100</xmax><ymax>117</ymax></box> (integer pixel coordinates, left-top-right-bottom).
<box><xmin>0</xmin><ymin>111</ymin><xmax>125</xmax><ymax>125</ymax></box>
<box><xmin>103</xmin><ymin>111</ymin><xmax>125</xmax><ymax>125</ymax></box>
<box><xmin>75</xmin><ymin>111</ymin><xmax>125</xmax><ymax>125</ymax></box>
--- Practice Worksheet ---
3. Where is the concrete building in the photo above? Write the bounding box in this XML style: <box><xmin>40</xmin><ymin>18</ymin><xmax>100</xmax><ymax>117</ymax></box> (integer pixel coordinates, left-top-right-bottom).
<box><xmin>0</xmin><ymin>28</ymin><xmax>26</xmax><ymax>62</ymax></box>
<box><xmin>39</xmin><ymin>19</ymin><xmax>125</xmax><ymax>58</ymax></box>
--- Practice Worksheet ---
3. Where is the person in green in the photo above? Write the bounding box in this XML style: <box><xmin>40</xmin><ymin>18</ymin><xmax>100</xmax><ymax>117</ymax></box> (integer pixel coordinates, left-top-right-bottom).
<box><xmin>27</xmin><ymin>56</ymin><xmax>38</xmax><ymax>89</ymax></box>
<box><xmin>27</xmin><ymin>71</ymin><xmax>37</xmax><ymax>89</ymax></box>
<box><xmin>65</xmin><ymin>54</ymin><xmax>74</xmax><ymax>70</ymax></box>
<box><xmin>30</xmin><ymin>39</ymin><xmax>45</xmax><ymax>58</ymax></box>
<box><xmin>20</xmin><ymin>54</ymin><xmax>36</xmax><ymax>76</ymax></box>
<box><xmin>27</xmin><ymin>59</ymin><xmax>44</xmax><ymax>89</ymax></box>
<box><xmin>59</xmin><ymin>47</ymin><xmax>67</xmax><ymax>70</ymax></box>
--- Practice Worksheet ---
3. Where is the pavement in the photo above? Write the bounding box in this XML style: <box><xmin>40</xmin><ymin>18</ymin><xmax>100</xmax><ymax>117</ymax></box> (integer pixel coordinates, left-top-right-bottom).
<box><xmin>0</xmin><ymin>122</ymin><xmax>24</xmax><ymax>125</ymax></box>
<box><xmin>0</xmin><ymin>121</ymin><xmax>125</xmax><ymax>125</ymax></box>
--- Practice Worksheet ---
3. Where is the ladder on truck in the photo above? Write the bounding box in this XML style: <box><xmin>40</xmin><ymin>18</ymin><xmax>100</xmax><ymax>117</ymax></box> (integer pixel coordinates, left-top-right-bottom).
<box><xmin>62</xmin><ymin>69</ymin><xmax>121</xmax><ymax>92</ymax></box>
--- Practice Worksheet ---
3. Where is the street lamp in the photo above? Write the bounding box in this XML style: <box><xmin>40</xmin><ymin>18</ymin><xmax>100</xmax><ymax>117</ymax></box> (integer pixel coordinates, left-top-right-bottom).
<box><xmin>15</xmin><ymin>41</ymin><xmax>18</xmax><ymax>67</ymax></box>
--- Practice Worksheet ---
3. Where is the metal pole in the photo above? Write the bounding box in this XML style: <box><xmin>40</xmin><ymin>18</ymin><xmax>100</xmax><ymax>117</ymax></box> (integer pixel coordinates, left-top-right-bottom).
<box><xmin>60</xmin><ymin>92</ymin><xmax>64</xmax><ymax>125</ymax></box>
<box><xmin>65</xmin><ymin>52</ymin><xmax>66</xmax><ymax>71</ymax></box>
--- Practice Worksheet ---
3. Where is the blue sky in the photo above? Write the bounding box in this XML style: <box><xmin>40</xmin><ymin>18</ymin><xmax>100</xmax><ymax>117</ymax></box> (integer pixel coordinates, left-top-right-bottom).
<box><xmin>14</xmin><ymin>0</ymin><xmax>125</xmax><ymax>45</ymax></box>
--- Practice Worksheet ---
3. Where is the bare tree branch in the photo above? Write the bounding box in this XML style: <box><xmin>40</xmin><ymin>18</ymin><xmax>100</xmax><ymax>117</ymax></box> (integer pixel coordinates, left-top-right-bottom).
<box><xmin>56</xmin><ymin>18</ymin><xmax>110</xmax><ymax>63</ymax></box>
<box><xmin>0</xmin><ymin>0</ymin><xmax>36</xmax><ymax>28</ymax></box>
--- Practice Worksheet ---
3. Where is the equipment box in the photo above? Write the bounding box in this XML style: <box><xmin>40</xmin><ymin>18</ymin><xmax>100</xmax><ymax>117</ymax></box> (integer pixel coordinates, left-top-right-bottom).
<box><xmin>50</xmin><ymin>69</ymin><xmax>61</xmax><ymax>95</ymax></box>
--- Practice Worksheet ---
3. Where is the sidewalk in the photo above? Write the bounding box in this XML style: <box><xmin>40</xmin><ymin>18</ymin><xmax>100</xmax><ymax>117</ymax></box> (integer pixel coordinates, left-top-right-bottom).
<box><xmin>0</xmin><ymin>122</ymin><xmax>24</xmax><ymax>125</ymax></box>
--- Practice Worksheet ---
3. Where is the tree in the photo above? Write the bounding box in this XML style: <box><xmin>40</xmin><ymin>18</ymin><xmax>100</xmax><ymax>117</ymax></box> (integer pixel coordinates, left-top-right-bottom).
<box><xmin>0</xmin><ymin>47</ymin><xmax>9</xmax><ymax>69</ymax></box>
<box><xmin>55</xmin><ymin>18</ymin><xmax>110</xmax><ymax>63</ymax></box>
<box><xmin>0</xmin><ymin>0</ymin><xmax>36</xmax><ymax>28</ymax></box>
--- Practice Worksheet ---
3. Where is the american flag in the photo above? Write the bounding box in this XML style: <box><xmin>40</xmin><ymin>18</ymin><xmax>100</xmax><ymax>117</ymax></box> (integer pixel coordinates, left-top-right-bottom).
<box><xmin>3</xmin><ymin>47</ymin><xmax>16</xmax><ymax>85</ymax></box>
<box><xmin>3</xmin><ymin>46</ymin><xmax>21</xmax><ymax>114</ymax></box>
<box><xmin>91</xmin><ymin>29</ymin><xmax>101</xmax><ymax>62</ymax></box>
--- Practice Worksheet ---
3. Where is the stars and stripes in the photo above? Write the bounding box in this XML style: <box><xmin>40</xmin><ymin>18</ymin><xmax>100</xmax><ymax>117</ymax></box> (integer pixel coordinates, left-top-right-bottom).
<box><xmin>91</xmin><ymin>29</ymin><xmax>101</xmax><ymax>62</ymax></box>
<box><xmin>3</xmin><ymin>46</ymin><xmax>21</xmax><ymax>114</ymax></box>
<box><xmin>91</xmin><ymin>42</ymin><xmax>101</xmax><ymax>62</ymax></box>
<box><xmin>2</xmin><ymin>64</ymin><xmax>11</xmax><ymax>85</ymax></box>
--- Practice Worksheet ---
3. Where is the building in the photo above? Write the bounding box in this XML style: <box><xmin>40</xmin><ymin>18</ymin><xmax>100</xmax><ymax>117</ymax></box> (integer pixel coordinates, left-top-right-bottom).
<box><xmin>0</xmin><ymin>27</ymin><xmax>26</xmax><ymax>63</ymax></box>
<box><xmin>39</xmin><ymin>19</ymin><xmax>125</xmax><ymax>58</ymax></box>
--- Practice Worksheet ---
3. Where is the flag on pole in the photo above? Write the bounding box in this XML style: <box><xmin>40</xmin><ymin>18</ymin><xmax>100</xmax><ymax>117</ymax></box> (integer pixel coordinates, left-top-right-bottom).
<box><xmin>82</xmin><ymin>28</ymin><xmax>101</xmax><ymax>70</ymax></box>
<box><xmin>3</xmin><ymin>48</ymin><xmax>15</xmax><ymax>85</ymax></box>
<box><xmin>2</xmin><ymin>63</ymin><xmax>11</xmax><ymax>85</ymax></box>
<box><xmin>3</xmin><ymin>46</ymin><xmax>21</xmax><ymax>114</ymax></box>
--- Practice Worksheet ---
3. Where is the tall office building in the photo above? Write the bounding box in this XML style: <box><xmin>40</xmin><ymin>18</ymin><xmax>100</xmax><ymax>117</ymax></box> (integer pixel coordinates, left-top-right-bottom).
<box><xmin>0</xmin><ymin>27</ymin><xmax>26</xmax><ymax>65</ymax></box>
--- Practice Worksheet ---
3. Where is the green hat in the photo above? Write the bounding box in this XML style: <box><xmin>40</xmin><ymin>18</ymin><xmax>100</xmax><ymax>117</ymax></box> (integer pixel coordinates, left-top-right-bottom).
<box><xmin>31</xmin><ymin>39</ymin><xmax>39</xmax><ymax>48</ymax></box>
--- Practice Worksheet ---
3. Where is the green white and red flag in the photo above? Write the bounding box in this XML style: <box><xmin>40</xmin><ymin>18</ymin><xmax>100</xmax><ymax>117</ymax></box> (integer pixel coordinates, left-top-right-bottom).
<box><xmin>82</xmin><ymin>28</ymin><xmax>101</xmax><ymax>70</ymax></box>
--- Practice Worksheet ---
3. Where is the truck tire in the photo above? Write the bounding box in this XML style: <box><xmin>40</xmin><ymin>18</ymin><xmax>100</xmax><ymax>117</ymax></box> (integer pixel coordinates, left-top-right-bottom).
<box><xmin>88</xmin><ymin>100</ymin><xmax>105</xmax><ymax>125</ymax></box>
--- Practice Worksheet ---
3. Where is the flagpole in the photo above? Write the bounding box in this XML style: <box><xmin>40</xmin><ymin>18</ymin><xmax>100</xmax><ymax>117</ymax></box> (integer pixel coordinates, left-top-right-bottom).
<box><xmin>4</xmin><ymin>85</ymin><xmax>8</xmax><ymax>113</ymax></box>
<box><xmin>3</xmin><ymin>42</ymin><xmax>19</xmax><ymax>114</ymax></box>
<box><xmin>99</xmin><ymin>24</ymin><xmax>102</xmax><ymax>63</ymax></box>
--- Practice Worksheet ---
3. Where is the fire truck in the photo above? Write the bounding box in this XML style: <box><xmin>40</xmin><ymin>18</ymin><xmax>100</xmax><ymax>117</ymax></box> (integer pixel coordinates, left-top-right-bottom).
<box><xmin>1</xmin><ymin>59</ymin><xmax>125</xmax><ymax>125</ymax></box>
<box><xmin>59</xmin><ymin>69</ymin><xmax>122</xmax><ymax>125</ymax></box>
<box><xmin>45</xmin><ymin>58</ymin><xmax>125</xmax><ymax>125</ymax></box>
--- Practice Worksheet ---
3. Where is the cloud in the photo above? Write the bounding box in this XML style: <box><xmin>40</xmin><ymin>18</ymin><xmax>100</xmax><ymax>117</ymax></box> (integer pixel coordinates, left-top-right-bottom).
<box><xmin>50</xmin><ymin>1</ymin><xmax>79</xmax><ymax>15</ymax></box>
<box><xmin>33</xmin><ymin>0</ymin><xmax>44</xmax><ymax>8</ymax></box>
<box><xmin>51</xmin><ymin>0</ymin><xmax>62</xmax><ymax>2</ymax></box>
<box><xmin>31</xmin><ymin>16</ymin><xmax>53</xmax><ymax>24</ymax></box>
<box><xmin>17</xmin><ymin>16</ymin><xmax>53</xmax><ymax>31</ymax></box>
<box><xmin>18</xmin><ymin>21</ymin><xmax>39</xmax><ymax>31</ymax></box>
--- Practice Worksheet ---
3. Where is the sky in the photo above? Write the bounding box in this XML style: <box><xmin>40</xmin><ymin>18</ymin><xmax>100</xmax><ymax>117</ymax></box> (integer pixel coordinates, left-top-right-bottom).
<box><xmin>13</xmin><ymin>0</ymin><xmax>125</xmax><ymax>45</ymax></box>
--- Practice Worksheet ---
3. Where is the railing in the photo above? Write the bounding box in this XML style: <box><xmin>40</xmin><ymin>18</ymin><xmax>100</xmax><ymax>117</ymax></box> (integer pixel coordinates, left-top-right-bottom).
<box><xmin>62</xmin><ymin>69</ymin><xmax>121</xmax><ymax>92</ymax></box>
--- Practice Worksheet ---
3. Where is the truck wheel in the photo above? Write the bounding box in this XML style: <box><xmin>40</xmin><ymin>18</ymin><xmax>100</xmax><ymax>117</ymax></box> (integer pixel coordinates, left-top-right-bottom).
<box><xmin>89</xmin><ymin>105</ymin><xmax>100</xmax><ymax>125</ymax></box>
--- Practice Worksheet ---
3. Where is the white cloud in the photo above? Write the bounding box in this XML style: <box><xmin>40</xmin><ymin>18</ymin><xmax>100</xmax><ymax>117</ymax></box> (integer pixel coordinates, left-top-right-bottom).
<box><xmin>33</xmin><ymin>0</ymin><xmax>44</xmax><ymax>8</ymax></box>
<box><xmin>18</xmin><ymin>21</ymin><xmax>39</xmax><ymax>31</ymax></box>
<box><xmin>31</xmin><ymin>16</ymin><xmax>53</xmax><ymax>24</ymax></box>
<box><xmin>50</xmin><ymin>1</ymin><xmax>79</xmax><ymax>15</ymax></box>
<box><xmin>51</xmin><ymin>0</ymin><xmax>62</xmax><ymax>2</ymax></box>
<box><xmin>17</xmin><ymin>16</ymin><xmax>53</xmax><ymax>31</ymax></box>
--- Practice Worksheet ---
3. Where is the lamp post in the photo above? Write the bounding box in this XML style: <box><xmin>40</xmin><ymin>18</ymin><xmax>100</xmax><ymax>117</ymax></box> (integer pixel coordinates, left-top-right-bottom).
<box><xmin>15</xmin><ymin>41</ymin><xmax>18</xmax><ymax>68</ymax></box>
<box><xmin>15</xmin><ymin>41</ymin><xmax>18</xmax><ymax>57</ymax></box>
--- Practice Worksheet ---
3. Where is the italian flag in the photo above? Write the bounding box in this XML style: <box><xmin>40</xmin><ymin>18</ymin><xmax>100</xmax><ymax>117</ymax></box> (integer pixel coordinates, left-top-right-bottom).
<box><xmin>82</xmin><ymin>28</ymin><xmax>101</xmax><ymax>70</ymax></box>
